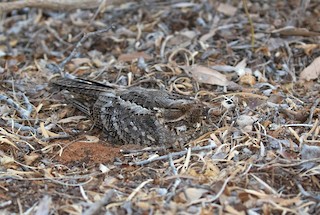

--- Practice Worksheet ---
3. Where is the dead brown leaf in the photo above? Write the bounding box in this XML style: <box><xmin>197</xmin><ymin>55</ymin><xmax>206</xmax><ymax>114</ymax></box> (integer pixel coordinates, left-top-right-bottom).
<box><xmin>118</xmin><ymin>52</ymin><xmax>153</xmax><ymax>62</ymax></box>
<box><xmin>184</xmin><ymin>188</ymin><xmax>208</xmax><ymax>202</ymax></box>
<box><xmin>271</xmin><ymin>26</ymin><xmax>320</xmax><ymax>37</ymax></box>
<box><xmin>239</xmin><ymin>74</ymin><xmax>256</xmax><ymax>86</ymax></box>
<box><xmin>217</xmin><ymin>3</ymin><xmax>237</xmax><ymax>16</ymax></box>
<box><xmin>24</xmin><ymin>152</ymin><xmax>40</xmax><ymax>165</ymax></box>
<box><xmin>189</xmin><ymin>65</ymin><xmax>229</xmax><ymax>86</ymax></box>
<box><xmin>299</xmin><ymin>56</ymin><xmax>320</xmax><ymax>81</ymax></box>
<box><xmin>295</xmin><ymin>44</ymin><xmax>319</xmax><ymax>55</ymax></box>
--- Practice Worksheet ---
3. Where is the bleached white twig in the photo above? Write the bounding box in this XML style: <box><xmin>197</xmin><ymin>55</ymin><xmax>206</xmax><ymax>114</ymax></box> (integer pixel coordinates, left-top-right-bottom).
<box><xmin>126</xmin><ymin>179</ymin><xmax>153</xmax><ymax>201</ymax></box>
<box><xmin>35</xmin><ymin>196</ymin><xmax>52</xmax><ymax>215</ymax></box>
<box><xmin>165</xmin><ymin>154</ymin><xmax>181</xmax><ymax>202</ymax></box>
<box><xmin>83</xmin><ymin>190</ymin><xmax>115</xmax><ymax>215</ymax></box>
<box><xmin>130</xmin><ymin>143</ymin><xmax>217</xmax><ymax>166</ymax></box>
<box><xmin>0</xmin><ymin>93</ymin><xmax>33</xmax><ymax>119</ymax></box>
<box><xmin>121</xmin><ymin>146</ymin><xmax>166</xmax><ymax>155</ymax></box>
<box><xmin>295</xmin><ymin>180</ymin><xmax>320</xmax><ymax>201</ymax></box>
<box><xmin>5</xmin><ymin>118</ymin><xmax>37</xmax><ymax>134</ymax></box>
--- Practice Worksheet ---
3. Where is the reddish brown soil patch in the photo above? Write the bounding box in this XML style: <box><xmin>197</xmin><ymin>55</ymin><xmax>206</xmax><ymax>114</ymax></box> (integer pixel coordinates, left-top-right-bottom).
<box><xmin>54</xmin><ymin>140</ymin><xmax>140</xmax><ymax>165</ymax></box>
<box><xmin>55</xmin><ymin>141</ymin><xmax>121</xmax><ymax>165</ymax></box>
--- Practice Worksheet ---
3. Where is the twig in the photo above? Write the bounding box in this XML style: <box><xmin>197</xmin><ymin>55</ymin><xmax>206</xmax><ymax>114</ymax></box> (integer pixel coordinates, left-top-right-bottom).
<box><xmin>282</xmin><ymin>124</ymin><xmax>314</xmax><ymax>127</ymax></box>
<box><xmin>35</xmin><ymin>196</ymin><xmax>52</xmax><ymax>215</ymax></box>
<box><xmin>0</xmin><ymin>127</ymin><xmax>36</xmax><ymax>144</ymax></box>
<box><xmin>4</xmin><ymin>173</ymin><xmax>101</xmax><ymax>187</ymax></box>
<box><xmin>165</xmin><ymin>154</ymin><xmax>181</xmax><ymax>202</ymax></box>
<box><xmin>0</xmin><ymin>93</ymin><xmax>33</xmax><ymax>119</ymax></box>
<box><xmin>0</xmin><ymin>200</ymin><xmax>12</xmax><ymax>208</ymax></box>
<box><xmin>4</xmin><ymin>119</ymin><xmax>37</xmax><ymax>134</ymax></box>
<box><xmin>121</xmin><ymin>146</ymin><xmax>166</xmax><ymax>155</ymax></box>
<box><xmin>295</xmin><ymin>180</ymin><xmax>320</xmax><ymax>201</ymax></box>
<box><xmin>250</xmin><ymin>174</ymin><xmax>278</xmax><ymax>195</ymax></box>
<box><xmin>210</xmin><ymin>92</ymin><xmax>268</xmax><ymax>101</ymax></box>
<box><xmin>188</xmin><ymin>176</ymin><xmax>232</xmax><ymax>206</ymax></box>
<box><xmin>242</xmin><ymin>0</ymin><xmax>255</xmax><ymax>49</ymax></box>
<box><xmin>307</xmin><ymin>97</ymin><xmax>320</xmax><ymax>124</ymax></box>
<box><xmin>83</xmin><ymin>190</ymin><xmax>115</xmax><ymax>215</ymax></box>
<box><xmin>126</xmin><ymin>179</ymin><xmax>153</xmax><ymax>201</ymax></box>
<box><xmin>130</xmin><ymin>143</ymin><xmax>217</xmax><ymax>166</ymax></box>
<box><xmin>0</xmin><ymin>0</ymin><xmax>110</xmax><ymax>12</ymax></box>
<box><xmin>41</xmin><ymin>134</ymin><xmax>70</xmax><ymax>142</ymax></box>
<box><xmin>58</xmin><ymin>25</ymin><xmax>115</xmax><ymax>70</ymax></box>
<box><xmin>21</xmin><ymin>93</ymin><xmax>33</xmax><ymax>118</ymax></box>
<box><xmin>17</xmin><ymin>198</ymin><xmax>23</xmax><ymax>215</ymax></box>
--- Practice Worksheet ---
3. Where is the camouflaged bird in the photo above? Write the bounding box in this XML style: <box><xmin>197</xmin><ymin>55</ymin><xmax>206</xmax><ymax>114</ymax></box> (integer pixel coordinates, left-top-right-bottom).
<box><xmin>51</xmin><ymin>78</ymin><xmax>211</xmax><ymax>145</ymax></box>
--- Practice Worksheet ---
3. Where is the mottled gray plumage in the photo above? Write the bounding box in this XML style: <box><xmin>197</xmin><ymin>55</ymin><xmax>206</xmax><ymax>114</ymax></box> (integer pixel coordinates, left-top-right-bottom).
<box><xmin>51</xmin><ymin>78</ymin><xmax>210</xmax><ymax>145</ymax></box>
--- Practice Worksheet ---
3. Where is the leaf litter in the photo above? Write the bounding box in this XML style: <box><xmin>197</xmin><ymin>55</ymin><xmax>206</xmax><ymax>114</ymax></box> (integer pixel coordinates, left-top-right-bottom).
<box><xmin>0</xmin><ymin>0</ymin><xmax>320</xmax><ymax>214</ymax></box>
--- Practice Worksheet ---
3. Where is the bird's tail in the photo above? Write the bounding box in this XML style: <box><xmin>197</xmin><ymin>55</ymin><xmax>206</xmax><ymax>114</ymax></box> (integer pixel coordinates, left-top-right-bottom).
<box><xmin>50</xmin><ymin>77</ymin><xmax>116</xmax><ymax>97</ymax></box>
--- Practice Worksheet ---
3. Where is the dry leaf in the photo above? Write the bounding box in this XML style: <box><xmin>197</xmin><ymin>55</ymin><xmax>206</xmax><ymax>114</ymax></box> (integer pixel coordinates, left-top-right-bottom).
<box><xmin>211</xmin><ymin>58</ymin><xmax>251</xmax><ymax>77</ymax></box>
<box><xmin>300</xmin><ymin>144</ymin><xmax>320</xmax><ymax>169</ymax></box>
<box><xmin>35</xmin><ymin>196</ymin><xmax>52</xmax><ymax>215</ymax></box>
<box><xmin>7</xmin><ymin>169</ymin><xmax>35</xmax><ymax>176</ymax></box>
<box><xmin>189</xmin><ymin>65</ymin><xmax>229</xmax><ymax>86</ymax></box>
<box><xmin>0</xmin><ymin>136</ymin><xmax>19</xmax><ymax>149</ymax></box>
<box><xmin>24</xmin><ymin>152</ymin><xmax>40</xmax><ymax>165</ymax></box>
<box><xmin>184</xmin><ymin>188</ymin><xmax>208</xmax><ymax>202</ymax></box>
<box><xmin>272</xmin><ymin>26</ymin><xmax>320</xmax><ymax>37</ymax></box>
<box><xmin>217</xmin><ymin>3</ymin><xmax>237</xmax><ymax>16</ymax></box>
<box><xmin>99</xmin><ymin>164</ymin><xmax>110</xmax><ymax>173</ymax></box>
<box><xmin>237</xmin><ymin>115</ymin><xmax>257</xmax><ymax>128</ymax></box>
<box><xmin>172</xmin><ymin>2</ymin><xmax>198</xmax><ymax>8</ymax></box>
<box><xmin>299</xmin><ymin>56</ymin><xmax>320</xmax><ymax>81</ymax></box>
<box><xmin>227</xmin><ymin>150</ymin><xmax>239</xmax><ymax>160</ymax></box>
<box><xmin>43</xmin><ymin>168</ymin><xmax>54</xmax><ymax>178</ymax></box>
<box><xmin>295</xmin><ymin>44</ymin><xmax>319</xmax><ymax>55</ymax></box>
<box><xmin>200</xmin><ymin>28</ymin><xmax>217</xmax><ymax>42</ymax></box>
<box><xmin>118</xmin><ymin>51</ymin><xmax>152</xmax><ymax>62</ymax></box>
<box><xmin>235</xmin><ymin>58</ymin><xmax>251</xmax><ymax>76</ymax></box>
<box><xmin>58</xmin><ymin>115</ymin><xmax>87</xmax><ymax>124</ymax></box>
<box><xmin>0</xmin><ymin>155</ymin><xmax>15</xmax><ymax>165</ymax></box>
<box><xmin>40</xmin><ymin>121</ymin><xmax>49</xmax><ymax>138</ymax></box>
<box><xmin>82</xmin><ymin>135</ymin><xmax>99</xmax><ymax>143</ymax></box>
<box><xmin>237</xmin><ymin>115</ymin><xmax>258</xmax><ymax>132</ymax></box>
<box><xmin>204</xmin><ymin>161</ymin><xmax>220</xmax><ymax>177</ymax></box>
<box><xmin>135</xmin><ymin>201</ymin><xmax>153</xmax><ymax>210</ymax></box>
<box><xmin>239</xmin><ymin>74</ymin><xmax>256</xmax><ymax>86</ymax></box>
<box><xmin>71</xmin><ymin>58</ymin><xmax>91</xmax><ymax>66</ymax></box>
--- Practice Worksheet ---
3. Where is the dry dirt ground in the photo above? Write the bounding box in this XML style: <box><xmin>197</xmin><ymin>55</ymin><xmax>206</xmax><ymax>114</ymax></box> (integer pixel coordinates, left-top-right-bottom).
<box><xmin>0</xmin><ymin>0</ymin><xmax>320</xmax><ymax>214</ymax></box>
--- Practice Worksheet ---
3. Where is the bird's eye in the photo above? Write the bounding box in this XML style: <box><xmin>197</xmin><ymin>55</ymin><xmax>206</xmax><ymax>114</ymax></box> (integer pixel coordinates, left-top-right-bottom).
<box><xmin>226</xmin><ymin>100</ymin><xmax>233</xmax><ymax>105</ymax></box>
<box><xmin>221</xmin><ymin>96</ymin><xmax>235</xmax><ymax>109</ymax></box>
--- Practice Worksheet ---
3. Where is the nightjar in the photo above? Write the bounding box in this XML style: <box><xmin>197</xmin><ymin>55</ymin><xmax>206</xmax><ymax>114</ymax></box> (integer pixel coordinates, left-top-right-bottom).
<box><xmin>51</xmin><ymin>78</ymin><xmax>212</xmax><ymax>145</ymax></box>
